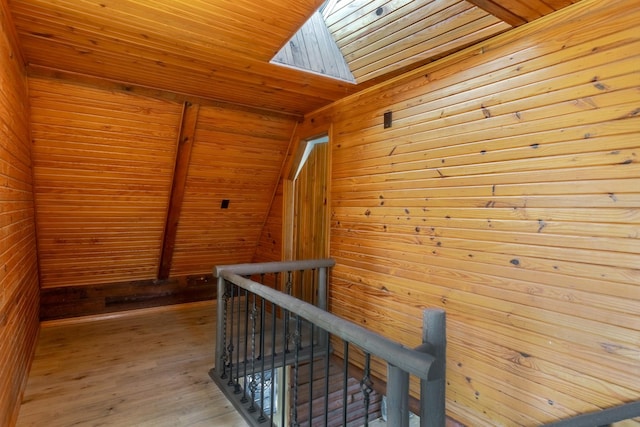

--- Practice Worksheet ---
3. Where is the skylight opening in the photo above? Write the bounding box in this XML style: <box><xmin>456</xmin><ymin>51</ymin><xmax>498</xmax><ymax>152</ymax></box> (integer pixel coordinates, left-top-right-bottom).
<box><xmin>270</xmin><ymin>2</ymin><xmax>356</xmax><ymax>83</ymax></box>
<box><xmin>272</xmin><ymin>0</ymin><xmax>511</xmax><ymax>85</ymax></box>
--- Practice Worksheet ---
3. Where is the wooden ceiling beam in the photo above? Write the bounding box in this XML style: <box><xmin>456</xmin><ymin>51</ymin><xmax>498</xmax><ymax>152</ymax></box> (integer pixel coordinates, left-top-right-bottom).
<box><xmin>158</xmin><ymin>101</ymin><xmax>200</xmax><ymax>280</ymax></box>
<box><xmin>464</xmin><ymin>0</ymin><xmax>527</xmax><ymax>26</ymax></box>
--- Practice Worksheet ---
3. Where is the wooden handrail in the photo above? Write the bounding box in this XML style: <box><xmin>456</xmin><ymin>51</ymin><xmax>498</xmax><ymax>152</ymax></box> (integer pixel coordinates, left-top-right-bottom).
<box><xmin>214</xmin><ymin>258</ymin><xmax>335</xmax><ymax>278</ymax></box>
<box><xmin>212</xmin><ymin>259</ymin><xmax>446</xmax><ymax>427</ymax></box>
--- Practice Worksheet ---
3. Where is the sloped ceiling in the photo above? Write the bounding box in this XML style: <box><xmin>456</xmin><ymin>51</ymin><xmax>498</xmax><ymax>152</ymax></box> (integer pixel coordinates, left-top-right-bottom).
<box><xmin>323</xmin><ymin>0</ymin><xmax>511</xmax><ymax>83</ymax></box>
<box><xmin>8</xmin><ymin>0</ymin><xmax>581</xmax><ymax>116</ymax></box>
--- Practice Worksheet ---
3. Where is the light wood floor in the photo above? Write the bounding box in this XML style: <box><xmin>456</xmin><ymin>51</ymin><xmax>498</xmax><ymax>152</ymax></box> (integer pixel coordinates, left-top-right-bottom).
<box><xmin>16</xmin><ymin>301</ymin><xmax>249</xmax><ymax>427</ymax></box>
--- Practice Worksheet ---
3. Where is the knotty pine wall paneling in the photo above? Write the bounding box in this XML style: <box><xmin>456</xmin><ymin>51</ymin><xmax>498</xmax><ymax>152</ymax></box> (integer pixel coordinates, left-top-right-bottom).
<box><xmin>252</xmin><ymin>123</ymin><xmax>297</xmax><ymax>265</ymax></box>
<box><xmin>294</xmin><ymin>0</ymin><xmax>640</xmax><ymax>425</ymax></box>
<box><xmin>253</xmin><ymin>186</ymin><xmax>286</xmax><ymax>264</ymax></box>
<box><xmin>0</xmin><ymin>0</ymin><xmax>40</xmax><ymax>424</ymax></box>
<box><xmin>29</xmin><ymin>77</ymin><xmax>182</xmax><ymax>288</ymax></box>
<box><xmin>169</xmin><ymin>105</ymin><xmax>296</xmax><ymax>276</ymax></box>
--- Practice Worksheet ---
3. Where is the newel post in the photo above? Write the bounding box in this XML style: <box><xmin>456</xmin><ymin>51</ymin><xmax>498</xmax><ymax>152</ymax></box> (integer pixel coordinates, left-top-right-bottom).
<box><xmin>420</xmin><ymin>308</ymin><xmax>446</xmax><ymax>427</ymax></box>
<box><xmin>317</xmin><ymin>266</ymin><xmax>328</xmax><ymax>311</ymax></box>
<box><xmin>317</xmin><ymin>266</ymin><xmax>329</xmax><ymax>348</ymax></box>
<box><xmin>214</xmin><ymin>274</ymin><xmax>226</xmax><ymax>377</ymax></box>
<box><xmin>387</xmin><ymin>363</ymin><xmax>410</xmax><ymax>427</ymax></box>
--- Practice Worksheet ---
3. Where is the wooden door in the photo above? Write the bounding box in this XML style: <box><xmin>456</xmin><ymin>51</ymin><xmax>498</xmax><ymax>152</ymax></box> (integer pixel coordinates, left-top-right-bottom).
<box><xmin>284</xmin><ymin>135</ymin><xmax>330</xmax><ymax>303</ymax></box>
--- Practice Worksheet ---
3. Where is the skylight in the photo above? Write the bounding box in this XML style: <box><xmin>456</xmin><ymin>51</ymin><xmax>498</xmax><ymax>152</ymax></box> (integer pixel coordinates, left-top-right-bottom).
<box><xmin>271</xmin><ymin>0</ymin><xmax>511</xmax><ymax>85</ymax></box>
<box><xmin>271</xmin><ymin>7</ymin><xmax>355</xmax><ymax>83</ymax></box>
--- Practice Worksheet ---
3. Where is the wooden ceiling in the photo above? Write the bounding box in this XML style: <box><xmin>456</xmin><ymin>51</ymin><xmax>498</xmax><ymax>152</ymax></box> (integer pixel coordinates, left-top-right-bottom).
<box><xmin>322</xmin><ymin>0</ymin><xmax>510</xmax><ymax>83</ymax></box>
<box><xmin>8</xmin><ymin>0</ymin><xmax>581</xmax><ymax>116</ymax></box>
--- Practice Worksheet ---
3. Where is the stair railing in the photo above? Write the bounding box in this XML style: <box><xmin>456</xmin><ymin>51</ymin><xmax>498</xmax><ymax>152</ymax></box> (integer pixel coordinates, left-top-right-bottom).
<box><xmin>211</xmin><ymin>259</ymin><xmax>446</xmax><ymax>427</ymax></box>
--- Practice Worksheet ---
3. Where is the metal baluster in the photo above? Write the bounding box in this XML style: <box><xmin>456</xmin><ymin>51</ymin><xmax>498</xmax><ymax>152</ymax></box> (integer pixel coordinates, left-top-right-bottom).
<box><xmin>273</xmin><ymin>271</ymin><xmax>280</xmax><ymax>315</ymax></box>
<box><xmin>258</xmin><ymin>274</ymin><xmax>265</xmax><ymax>361</ymax></box>
<box><xmin>257</xmin><ymin>297</ymin><xmax>267</xmax><ymax>423</ymax></box>
<box><xmin>343</xmin><ymin>341</ymin><xmax>349</xmax><ymax>426</ymax></box>
<box><xmin>241</xmin><ymin>288</ymin><xmax>249</xmax><ymax>403</ymax></box>
<box><xmin>269</xmin><ymin>300</ymin><xmax>277</xmax><ymax>426</ymax></box>
<box><xmin>248</xmin><ymin>293</ymin><xmax>258</xmax><ymax>413</ymax></box>
<box><xmin>281</xmin><ymin>306</ymin><xmax>288</xmax><ymax>427</ymax></box>
<box><xmin>361</xmin><ymin>352</ymin><xmax>373</xmax><ymax>427</ymax></box>
<box><xmin>291</xmin><ymin>315</ymin><xmax>302</xmax><ymax>426</ymax></box>
<box><xmin>220</xmin><ymin>281</ymin><xmax>230</xmax><ymax>380</ymax></box>
<box><xmin>270</xmin><ymin>272</ymin><xmax>285</xmax><ymax>425</ymax></box>
<box><xmin>323</xmin><ymin>332</ymin><xmax>330</xmax><ymax>427</ymax></box>
<box><xmin>285</xmin><ymin>269</ymin><xmax>293</xmax><ymax>294</ymax></box>
<box><xmin>284</xmin><ymin>271</ymin><xmax>292</xmax><ymax>354</ymax></box>
<box><xmin>234</xmin><ymin>283</ymin><xmax>242</xmax><ymax>394</ymax></box>
<box><xmin>311</xmin><ymin>268</ymin><xmax>316</xmax><ymax>306</ymax></box>
<box><xmin>308</xmin><ymin>322</ymin><xmax>315</xmax><ymax>426</ymax></box>
<box><xmin>227</xmin><ymin>284</ymin><xmax>236</xmax><ymax>387</ymax></box>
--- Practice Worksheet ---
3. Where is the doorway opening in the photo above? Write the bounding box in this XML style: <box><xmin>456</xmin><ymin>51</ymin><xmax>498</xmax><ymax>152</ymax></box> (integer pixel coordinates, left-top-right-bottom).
<box><xmin>284</xmin><ymin>133</ymin><xmax>330</xmax><ymax>305</ymax></box>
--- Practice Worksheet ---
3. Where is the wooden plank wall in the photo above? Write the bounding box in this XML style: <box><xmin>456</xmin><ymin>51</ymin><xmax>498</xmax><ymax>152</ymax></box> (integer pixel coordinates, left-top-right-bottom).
<box><xmin>293</xmin><ymin>142</ymin><xmax>330</xmax><ymax>303</ymax></box>
<box><xmin>169</xmin><ymin>106</ymin><xmax>296</xmax><ymax>277</ymax></box>
<box><xmin>278</xmin><ymin>0</ymin><xmax>639</xmax><ymax>425</ymax></box>
<box><xmin>28</xmin><ymin>76</ymin><xmax>297</xmax><ymax>316</ymax></box>
<box><xmin>322</xmin><ymin>0</ymin><xmax>510</xmax><ymax>83</ymax></box>
<box><xmin>0</xmin><ymin>0</ymin><xmax>40</xmax><ymax>424</ymax></box>
<box><xmin>254</xmin><ymin>124</ymin><xmax>299</xmax><ymax>266</ymax></box>
<box><xmin>29</xmin><ymin>77</ymin><xmax>182</xmax><ymax>288</ymax></box>
<box><xmin>254</xmin><ymin>186</ymin><xmax>286</xmax><ymax>265</ymax></box>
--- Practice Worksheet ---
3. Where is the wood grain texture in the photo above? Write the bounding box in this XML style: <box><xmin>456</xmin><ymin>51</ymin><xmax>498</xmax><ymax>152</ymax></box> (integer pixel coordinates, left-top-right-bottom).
<box><xmin>7</xmin><ymin>0</ymin><xmax>353</xmax><ymax>116</ymax></box>
<box><xmin>29</xmin><ymin>76</ymin><xmax>182</xmax><ymax>288</ymax></box>
<box><xmin>39</xmin><ymin>275</ymin><xmax>215</xmax><ymax>321</ymax></box>
<box><xmin>466</xmin><ymin>0</ymin><xmax>582</xmax><ymax>27</ymax></box>
<box><xmin>0</xmin><ymin>0</ymin><xmax>40</xmax><ymax>424</ymax></box>
<box><xmin>16</xmin><ymin>302</ymin><xmax>249</xmax><ymax>427</ymax></box>
<box><xmin>253</xmin><ymin>187</ymin><xmax>287</xmax><ymax>265</ymax></box>
<box><xmin>158</xmin><ymin>102</ymin><xmax>200</xmax><ymax>279</ymax></box>
<box><xmin>6</xmin><ymin>0</ymin><xmax>580</xmax><ymax>115</ymax></box>
<box><xmin>168</xmin><ymin>105</ymin><xmax>297</xmax><ymax>277</ymax></box>
<box><xmin>323</xmin><ymin>0</ymin><xmax>511</xmax><ymax>82</ymax></box>
<box><xmin>272</xmin><ymin>11</ymin><xmax>355</xmax><ymax>83</ymax></box>
<box><xmin>292</xmin><ymin>142</ymin><xmax>331</xmax><ymax>303</ymax></box>
<box><xmin>290</xmin><ymin>0</ymin><xmax>640</xmax><ymax>425</ymax></box>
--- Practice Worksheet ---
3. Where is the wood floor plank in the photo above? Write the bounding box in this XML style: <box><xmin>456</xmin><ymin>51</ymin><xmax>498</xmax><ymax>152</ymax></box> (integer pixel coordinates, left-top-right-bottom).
<box><xmin>16</xmin><ymin>301</ymin><xmax>249</xmax><ymax>427</ymax></box>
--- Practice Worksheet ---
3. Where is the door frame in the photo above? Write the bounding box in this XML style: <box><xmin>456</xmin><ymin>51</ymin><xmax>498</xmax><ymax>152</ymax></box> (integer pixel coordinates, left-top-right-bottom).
<box><xmin>283</xmin><ymin>126</ymin><xmax>332</xmax><ymax>263</ymax></box>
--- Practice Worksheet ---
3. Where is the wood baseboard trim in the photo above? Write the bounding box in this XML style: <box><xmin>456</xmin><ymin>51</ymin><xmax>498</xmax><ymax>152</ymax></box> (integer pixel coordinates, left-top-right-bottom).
<box><xmin>41</xmin><ymin>299</ymin><xmax>216</xmax><ymax>328</ymax></box>
<box><xmin>40</xmin><ymin>274</ymin><xmax>216</xmax><ymax>321</ymax></box>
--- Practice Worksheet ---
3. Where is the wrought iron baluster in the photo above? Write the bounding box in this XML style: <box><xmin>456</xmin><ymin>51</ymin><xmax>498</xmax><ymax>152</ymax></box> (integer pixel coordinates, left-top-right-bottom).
<box><xmin>241</xmin><ymin>288</ymin><xmax>249</xmax><ymax>403</ymax></box>
<box><xmin>257</xmin><ymin>274</ymin><xmax>265</xmax><ymax>361</ymax></box>
<box><xmin>281</xmin><ymin>306</ymin><xmax>288</xmax><ymax>427</ymax></box>
<box><xmin>361</xmin><ymin>352</ymin><xmax>373</xmax><ymax>427</ymax></box>
<box><xmin>311</xmin><ymin>268</ymin><xmax>316</xmax><ymax>306</ymax></box>
<box><xmin>291</xmin><ymin>315</ymin><xmax>302</xmax><ymax>426</ymax></box>
<box><xmin>284</xmin><ymin>271</ymin><xmax>292</xmax><ymax>354</ymax></box>
<box><xmin>227</xmin><ymin>284</ymin><xmax>236</xmax><ymax>387</ymax></box>
<box><xmin>269</xmin><ymin>300</ymin><xmax>277</xmax><ymax>426</ymax></box>
<box><xmin>248</xmin><ymin>293</ymin><xmax>258</xmax><ymax>413</ymax></box>
<box><xmin>257</xmin><ymin>297</ymin><xmax>267</xmax><ymax>423</ymax></box>
<box><xmin>308</xmin><ymin>322</ymin><xmax>315</xmax><ymax>426</ymax></box>
<box><xmin>343</xmin><ymin>341</ymin><xmax>349</xmax><ymax>426</ymax></box>
<box><xmin>234</xmin><ymin>283</ymin><xmax>242</xmax><ymax>394</ymax></box>
<box><xmin>211</xmin><ymin>260</ymin><xmax>444</xmax><ymax>427</ymax></box>
<box><xmin>220</xmin><ymin>280</ymin><xmax>231</xmax><ymax>380</ymax></box>
<box><xmin>273</xmin><ymin>271</ymin><xmax>280</xmax><ymax>325</ymax></box>
<box><xmin>323</xmin><ymin>331</ymin><xmax>330</xmax><ymax>427</ymax></box>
